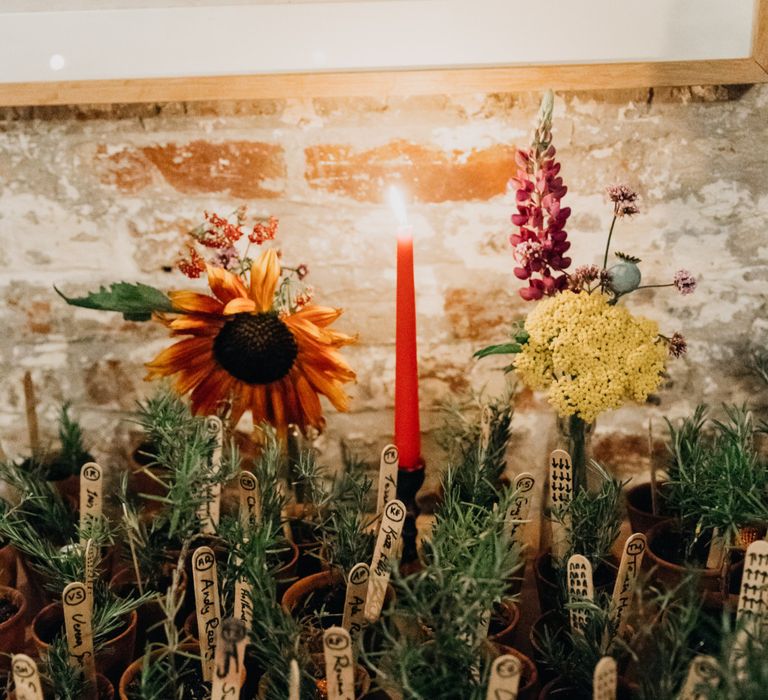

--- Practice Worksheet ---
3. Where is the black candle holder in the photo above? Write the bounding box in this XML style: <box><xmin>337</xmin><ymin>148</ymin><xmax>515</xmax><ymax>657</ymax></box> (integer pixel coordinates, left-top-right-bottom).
<box><xmin>397</xmin><ymin>465</ymin><xmax>425</xmax><ymax>567</ymax></box>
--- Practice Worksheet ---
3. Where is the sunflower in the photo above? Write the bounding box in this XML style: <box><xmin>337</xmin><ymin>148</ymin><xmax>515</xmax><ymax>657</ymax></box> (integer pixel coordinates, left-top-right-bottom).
<box><xmin>145</xmin><ymin>248</ymin><xmax>356</xmax><ymax>435</ymax></box>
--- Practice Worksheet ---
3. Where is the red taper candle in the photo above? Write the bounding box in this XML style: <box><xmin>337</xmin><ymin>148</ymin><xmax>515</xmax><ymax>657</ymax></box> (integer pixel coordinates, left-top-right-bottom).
<box><xmin>390</xmin><ymin>187</ymin><xmax>422</xmax><ymax>471</ymax></box>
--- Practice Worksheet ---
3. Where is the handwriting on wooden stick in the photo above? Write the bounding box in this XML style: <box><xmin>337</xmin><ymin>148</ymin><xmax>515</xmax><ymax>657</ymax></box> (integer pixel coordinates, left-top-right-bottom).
<box><xmin>211</xmin><ymin>617</ymin><xmax>247</xmax><ymax>700</ymax></box>
<box><xmin>289</xmin><ymin>659</ymin><xmax>300</xmax><ymax>700</ymax></box>
<box><xmin>364</xmin><ymin>499</ymin><xmax>405</xmax><ymax>623</ymax></box>
<box><xmin>12</xmin><ymin>654</ymin><xmax>44</xmax><ymax>700</ymax></box>
<box><xmin>593</xmin><ymin>656</ymin><xmax>617</xmax><ymax>700</ymax></box>
<box><xmin>679</xmin><ymin>655</ymin><xmax>719</xmax><ymax>700</ymax></box>
<box><xmin>233</xmin><ymin>577</ymin><xmax>253</xmax><ymax>628</ymax></box>
<box><xmin>610</xmin><ymin>533</ymin><xmax>646</xmax><ymax>636</ymax></box>
<box><xmin>62</xmin><ymin>581</ymin><xmax>96</xmax><ymax>686</ymax></box>
<box><xmin>192</xmin><ymin>546</ymin><xmax>222</xmax><ymax>681</ymax></box>
<box><xmin>84</xmin><ymin>539</ymin><xmax>96</xmax><ymax>614</ymax></box>
<box><xmin>238</xmin><ymin>470</ymin><xmax>262</xmax><ymax>529</ymax></box>
<box><xmin>199</xmin><ymin>416</ymin><xmax>223</xmax><ymax>534</ymax></box>
<box><xmin>342</xmin><ymin>563</ymin><xmax>370</xmax><ymax>643</ymax></box>
<box><xmin>567</xmin><ymin>554</ymin><xmax>593</xmax><ymax>634</ymax></box>
<box><xmin>505</xmin><ymin>472</ymin><xmax>536</xmax><ymax>545</ymax></box>
<box><xmin>486</xmin><ymin>654</ymin><xmax>521</xmax><ymax>700</ymax></box>
<box><xmin>323</xmin><ymin>626</ymin><xmax>355</xmax><ymax>700</ymax></box>
<box><xmin>377</xmin><ymin>444</ymin><xmax>399</xmax><ymax>514</ymax></box>
<box><xmin>79</xmin><ymin>462</ymin><xmax>103</xmax><ymax>543</ymax></box>
<box><xmin>549</xmin><ymin>449</ymin><xmax>572</xmax><ymax>560</ymax></box>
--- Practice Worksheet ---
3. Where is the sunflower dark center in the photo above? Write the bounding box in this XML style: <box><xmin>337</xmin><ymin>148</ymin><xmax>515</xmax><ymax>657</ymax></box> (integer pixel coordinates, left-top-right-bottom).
<box><xmin>213</xmin><ymin>312</ymin><xmax>298</xmax><ymax>384</ymax></box>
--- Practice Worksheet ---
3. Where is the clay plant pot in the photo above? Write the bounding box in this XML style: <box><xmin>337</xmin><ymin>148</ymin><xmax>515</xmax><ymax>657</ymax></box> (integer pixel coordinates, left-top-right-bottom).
<box><xmin>0</xmin><ymin>542</ymin><xmax>17</xmax><ymax>587</ymax></box>
<box><xmin>0</xmin><ymin>586</ymin><xmax>27</xmax><ymax>671</ymax></box>
<box><xmin>529</xmin><ymin>610</ymin><xmax>567</xmax><ymax>686</ymax></box>
<box><xmin>625</xmin><ymin>481</ymin><xmax>670</xmax><ymax>535</ymax></box>
<box><xmin>493</xmin><ymin>644</ymin><xmax>539</xmax><ymax>700</ymax></box>
<box><xmin>257</xmin><ymin>656</ymin><xmax>371</xmax><ymax>700</ymax></box>
<box><xmin>538</xmin><ymin>675</ymin><xmax>635</xmax><ymax>699</ymax></box>
<box><xmin>109</xmin><ymin>565</ymin><xmax>187</xmax><ymax>651</ymax></box>
<box><xmin>32</xmin><ymin>603</ymin><xmax>137</xmax><ymax>686</ymax></box>
<box><xmin>645</xmin><ymin>519</ymin><xmax>743</xmax><ymax>600</ymax></box>
<box><xmin>285</xmin><ymin>504</ymin><xmax>324</xmax><ymax>580</ymax></box>
<box><xmin>9</xmin><ymin>673</ymin><xmax>114</xmax><ymax>700</ymax></box>
<box><xmin>534</xmin><ymin>552</ymin><xmax>618</xmax><ymax>615</ymax></box>
<box><xmin>487</xmin><ymin>600</ymin><xmax>521</xmax><ymax>648</ymax></box>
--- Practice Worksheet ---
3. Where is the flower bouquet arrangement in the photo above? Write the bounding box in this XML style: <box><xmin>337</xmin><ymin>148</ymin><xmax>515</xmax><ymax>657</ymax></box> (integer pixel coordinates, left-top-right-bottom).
<box><xmin>477</xmin><ymin>91</ymin><xmax>696</xmax><ymax>491</ymax></box>
<box><xmin>57</xmin><ymin>208</ymin><xmax>356</xmax><ymax>438</ymax></box>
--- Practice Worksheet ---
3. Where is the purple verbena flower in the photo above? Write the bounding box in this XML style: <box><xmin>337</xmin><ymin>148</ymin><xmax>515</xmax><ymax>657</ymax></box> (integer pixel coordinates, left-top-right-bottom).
<box><xmin>673</xmin><ymin>269</ymin><xmax>697</xmax><ymax>295</ymax></box>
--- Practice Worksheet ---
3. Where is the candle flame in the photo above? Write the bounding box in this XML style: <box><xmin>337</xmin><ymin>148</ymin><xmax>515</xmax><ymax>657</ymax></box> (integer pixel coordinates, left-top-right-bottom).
<box><xmin>387</xmin><ymin>185</ymin><xmax>409</xmax><ymax>227</ymax></box>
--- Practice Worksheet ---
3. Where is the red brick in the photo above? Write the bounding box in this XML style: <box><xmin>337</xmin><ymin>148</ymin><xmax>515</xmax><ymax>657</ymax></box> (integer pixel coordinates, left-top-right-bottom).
<box><xmin>96</xmin><ymin>140</ymin><xmax>286</xmax><ymax>198</ymax></box>
<box><xmin>304</xmin><ymin>139</ymin><xmax>515</xmax><ymax>203</ymax></box>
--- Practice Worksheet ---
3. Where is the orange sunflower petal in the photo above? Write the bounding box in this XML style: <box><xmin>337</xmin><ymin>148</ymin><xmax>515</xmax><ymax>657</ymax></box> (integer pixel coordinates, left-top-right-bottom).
<box><xmin>189</xmin><ymin>368</ymin><xmax>232</xmax><ymax>416</ymax></box>
<box><xmin>291</xmin><ymin>304</ymin><xmax>343</xmax><ymax>328</ymax></box>
<box><xmin>300</xmin><ymin>362</ymin><xmax>352</xmax><ymax>412</ymax></box>
<box><xmin>207</xmin><ymin>265</ymin><xmax>250</xmax><ymax>305</ymax></box>
<box><xmin>223</xmin><ymin>298</ymin><xmax>257</xmax><ymax>315</ymax></box>
<box><xmin>168</xmin><ymin>291</ymin><xmax>223</xmax><ymax>315</ymax></box>
<box><xmin>145</xmin><ymin>337</ymin><xmax>213</xmax><ymax>376</ymax></box>
<box><xmin>251</xmin><ymin>386</ymin><xmax>269</xmax><ymax>425</ymax></box>
<box><xmin>250</xmin><ymin>249</ymin><xmax>280</xmax><ymax>312</ymax></box>
<box><xmin>292</xmin><ymin>368</ymin><xmax>324</xmax><ymax>429</ymax></box>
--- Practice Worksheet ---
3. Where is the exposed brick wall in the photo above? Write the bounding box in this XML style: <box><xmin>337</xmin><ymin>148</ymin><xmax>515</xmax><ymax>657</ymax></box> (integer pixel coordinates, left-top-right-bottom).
<box><xmin>1</xmin><ymin>86</ymin><xmax>767</xmax><ymax>547</ymax></box>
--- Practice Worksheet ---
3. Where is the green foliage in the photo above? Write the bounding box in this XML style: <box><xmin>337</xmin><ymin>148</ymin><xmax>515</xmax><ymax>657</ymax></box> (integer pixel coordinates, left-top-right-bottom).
<box><xmin>54</xmin><ymin>402</ymin><xmax>92</xmax><ymax>479</ymax></box>
<box><xmin>44</xmin><ymin>634</ymin><xmax>92</xmax><ymax>700</ymax></box>
<box><xmin>55</xmin><ymin>281</ymin><xmax>174</xmax><ymax>321</ymax></box>
<box><xmin>474</xmin><ymin>320</ymin><xmax>529</xmax><ymax>365</ymax></box>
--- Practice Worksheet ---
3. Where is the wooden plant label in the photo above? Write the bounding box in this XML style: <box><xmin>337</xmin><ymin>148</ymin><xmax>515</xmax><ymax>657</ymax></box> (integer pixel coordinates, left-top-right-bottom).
<box><xmin>609</xmin><ymin>533</ymin><xmax>646</xmax><ymax>636</ymax></box>
<box><xmin>705</xmin><ymin>528</ymin><xmax>726</xmax><ymax>570</ymax></box>
<box><xmin>192</xmin><ymin>546</ymin><xmax>222</xmax><ymax>681</ymax></box>
<box><xmin>289</xmin><ymin>658</ymin><xmax>300</xmax><ymax>700</ymax></box>
<box><xmin>11</xmin><ymin>654</ymin><xmax>44</xmax><ymax>700</ymax></box>
<box><xmin>323</xmin><ymin>626</ymin><xmax>355</xmax><ymax>700</ymax></box>
<box><xmin>505</xmin><ymin>472</ymin><xmax>536</xmax><ymax>545</ymax></box>
<box><xmin>211</xmin><ymin>618</ymin><xmax>247</xmax><ymax>700</ymax></box>
<box><xmin>238</xmin><ymin>470</ymin><xmax>262</xmax><ymax>529</ymax></box>
<box><xmin>79</xmin><ymin>462</ymin><xmax>103</xmax><ymax>543</ymax></box>
<box><xmin>736</xmin><ymin>539</ymin><xmax>768</xmax><ymax>627</ymax></box>
<box><xmin>62</xmin><ymin>582</ymin><xmax>96</xmax><ymax>686</ymax></box>
<box><xmin>592</xmin><ymin>656</ymin><xmax>617</xmax><ymax>700</ymax></box>
<box><xmin>679</xmin><ymin>655</ymin><xmax>719</xmax><ymax>700</ymax></box>
<box><xmin>199</xmin><ymin>416</ymin><xmax>223</xmax><ymax>534</ymax></box>
<box><xmin>84</xmin><ymin>538</ymin><xmax>97</xmax><ymax>613</ymax></box>
<box><xmin>567</xmin><ymin>554</ymin><xmax>593</xmax><ymax>634</ymax></box>
<box><xmin>342</xmin><ymin>562</ymin><xmax>370</xmax><ymax>642</ymax></box>
<box><xmin>480</xmin><ymin>405</ymin><xmax>493</xmax><ymax>453</ymax></box>
<box><xmin>549</xmin><ymin>449</ymin><xmax>572</xmax><ymax>560</ymax></box>
<box><xmin>364</xmin><ymin>499</ymin><xmax>406</xmax><ymax>623</ymax></box>
<box><xmin>377</xmin><ymin>444</ymin><xmax>399</xmax><ymax>514</ymax></box>
<box><xmin>233</xmin><ymin>578</ymin><xmax>253</xmax><ymax>628</ymax></box>
<box><xmin>486</xmin><ymin>654</ymin><xmax>521</xmax><ymax>700</ymax></box>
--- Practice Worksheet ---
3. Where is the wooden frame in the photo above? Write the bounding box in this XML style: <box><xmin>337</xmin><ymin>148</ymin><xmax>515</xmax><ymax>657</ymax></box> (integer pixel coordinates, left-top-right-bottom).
<box><xmin>0</xmin><ymin>0</ymin><xmax>766</xmax><ymax>106</ymax></box>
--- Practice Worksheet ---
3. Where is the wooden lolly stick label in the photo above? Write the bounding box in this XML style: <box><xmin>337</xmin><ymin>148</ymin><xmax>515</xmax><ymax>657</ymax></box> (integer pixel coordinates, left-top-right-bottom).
<box><xmin>238</xmin><ymin>470</ymin><xmax>262</xmax><ymax>529</ymax></box>
<box><xmin>199</xmin><ymin>416</ymin><xmax>223</xmax><ymax>534</ymax></box>
<box><xmin>211</xmin><ymin>618</ymin><xmax>247</xmax><ymax>700</ymax></box>
<box><xmin>486</xmin><ymin>654</ymin><xmax>521</xmax><ymax>700</ymax></box>
<box><xmin>567</xmin><ymin>554</ymin><xmax>593</xmax><ymax>634</ymax></box>
<box><xmin>549</xmin><ymin>450</ymin><xmax>572</xmax><ymax>560</ymax></box>
<box><xmin>323</xmin><ymin>626</ymin><xmax>355</xmax><ymax>700</ymax></box>
<box><xmin>342</xmin><ymin>562</ymin><xmax>370</xmax><ymax>642</ymax></box>
<box><xmin>679</xmin><ymin>655</ymin><xmax>719</xmax><ymax>700</ymax></box>
<box><xmin>192</xmin><ymin>546</ymin><xmax>222</xmax><ymax>681</ymax></box>
<box><xmin>705</xmin><ymin>527</ymin><xmax>726</xmax><ymax>570</ymax></box>
<box><xmin>289</xmin><ymin>659</ymin><xmax>300</xmax><ymax>700</ymax></box>
<box><xmin>377</xmin><ymin>444</ymin><xmax>399</xmax><ymax>514</ymax></box>
<box><xmin>505</xmin><ymin>472</ymin><xmax>536</xmax><ymax>545</ymax></box>
<box><xmin>62</xmin><ymin>582</ymin><xmax>96</xmax><ymax>685</ymax></box>
<box><xmin>233</xmin><ymin>576</ymin><xmax>253</xmax><ymax>628</ymax></box>
<box><xmin>84</xmin><ymin>539</ymin><xmax>97</xmax><ymax>613</ymax></box>
<box><xmin>364</xmin><ymin>499</ymin><xmax>406</xmax><ymax>623</ymax></box>
<box><xmin>736</xmin><ymin>539</ymin><xmax>768</xmax><ymax>626</ymax></box>
<box><xmin>609</xmin><ymin>533</ymin><xmax>646</xmax><ymax>636</ymax></box>
<box><xmin>593</xmin><ymin>656</ymin><xmax>617</xmax><ymax>700</ymax></box>
<box><xmin>79</xmin><ymin>462</ymin><xmax>103</xmax><ymax>543</ymax></box>
<box><xmin>12</xmin><ymin>654</ymin><xmax>44</xmax><ymax>700</ymax></box>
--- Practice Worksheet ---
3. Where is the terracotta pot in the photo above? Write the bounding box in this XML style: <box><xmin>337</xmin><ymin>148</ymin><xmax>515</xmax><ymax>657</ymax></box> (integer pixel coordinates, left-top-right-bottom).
<box><xmin>0</xmin><ymin>543</ymin><xmax>17</xmax><ymax>587</ymax></box>
<box><xmin>257</xmin><ymin>656</ymin><xmax>371</xmax><ymax>700</ymax></box>
<box><xmin>493</xmin><ymin>644</ymin><xmax>539</xmax><ymax>700</ymax></box>
<box><xmin>529</xmin><ymin>611</ymin><xmax>567</xmax><ymax>686</ymax></box>
<box><xmin>625</xmin><ymin>481</ymin><xmax>670</xmax><ymax>535</ymax></box>
<box><xmin>538</xmin><ymin>675</ymin><xmax>635</xmax><ymax>699</ymax></box>
<box><xmin>645</xmin><ymin>519</ymin><xmax>743</xmax><ymax>598</ymax></box>
<box><xmin>534</xmin><ymin>552</ymin><xmax>618</xmax><ymax>615</ymax></box>
<box><xmin>487</xmin><ymin>600</ymin><xmax>521</xmax><ymax>648</ymax></box>
<box><xmin>109</xmin><ymin>565</ymin><xmax>187</xmax><ymax>650</ymax></box>
<box><xmin>0</xmin><ymin>586</ymin><xmax>27</xmax><ymax>671</ymax></box>
<box><xmin>9</xmin><ymin>673</ymin><xmax>114</xmax><ymax>700</ymax></box>
<box><xmin>32</xmin><ymin>603</ymin><xmax>137</xmax><ymax>685</ymax></box>
<box><xmin>285</xmin><ymin>507</ymin><xmax>323</xmax><ymax>580</ymax></box>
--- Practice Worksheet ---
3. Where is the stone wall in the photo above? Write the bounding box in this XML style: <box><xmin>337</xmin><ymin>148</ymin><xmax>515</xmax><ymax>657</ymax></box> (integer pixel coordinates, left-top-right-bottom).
<box><xmin>1</xmin><ymin>85</ymin><xmax>767</xmax><ymax>544</ymax></box>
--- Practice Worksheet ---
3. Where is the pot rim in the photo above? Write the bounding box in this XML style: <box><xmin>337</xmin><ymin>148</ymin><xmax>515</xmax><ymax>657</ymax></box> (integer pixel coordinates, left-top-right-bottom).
<box><xmin>32</xmin><ymin>601</ymin><xmax>138</xmax><ymax>650</ymax></box>
<box><xmin>645</xmin><ymin>518</ymin><xmax>729</xmax><ymax>576</ymax></box>
<box><xmin>0</xmin><ymin>585</ymin><xmax>26</xmax><ymax>633</ymax></box>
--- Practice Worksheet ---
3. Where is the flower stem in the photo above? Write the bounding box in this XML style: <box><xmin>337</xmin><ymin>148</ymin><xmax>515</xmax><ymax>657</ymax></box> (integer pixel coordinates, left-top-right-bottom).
<box><xmin>602</xmin><ymin>215</ymin><xmax>618</xmax><ymax>270</ymax></box>
<box><xmin>636</xmin><ymin>283</ymin><xmax>674</xmax><ymax>290</ymax></box>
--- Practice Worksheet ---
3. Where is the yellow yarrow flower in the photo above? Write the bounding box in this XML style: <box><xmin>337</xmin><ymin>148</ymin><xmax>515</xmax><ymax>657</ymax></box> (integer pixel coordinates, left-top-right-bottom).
<box><xmin>514</xmin><ymin>291</ymin><xmax>667</xmax><ymax>422</ymax></box>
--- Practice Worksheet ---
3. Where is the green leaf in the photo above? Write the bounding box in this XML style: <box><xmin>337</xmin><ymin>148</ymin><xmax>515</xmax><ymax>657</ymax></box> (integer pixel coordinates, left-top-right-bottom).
<box><xmin>55</xmin><ymin>282</ymin><xmax>175</xmax><ymax>321</ymax></box>
<box><xmin>473</xmin><ymin>343</ymin><xmax>522</xmax><ymax>359</ymax></box>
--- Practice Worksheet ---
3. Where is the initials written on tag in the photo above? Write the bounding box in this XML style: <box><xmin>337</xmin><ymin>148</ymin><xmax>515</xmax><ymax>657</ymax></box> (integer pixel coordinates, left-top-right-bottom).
<box><xmin>364</xmin><ymin>499</ymin><xmax>405</xmax><ymax>623</ymax></box>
